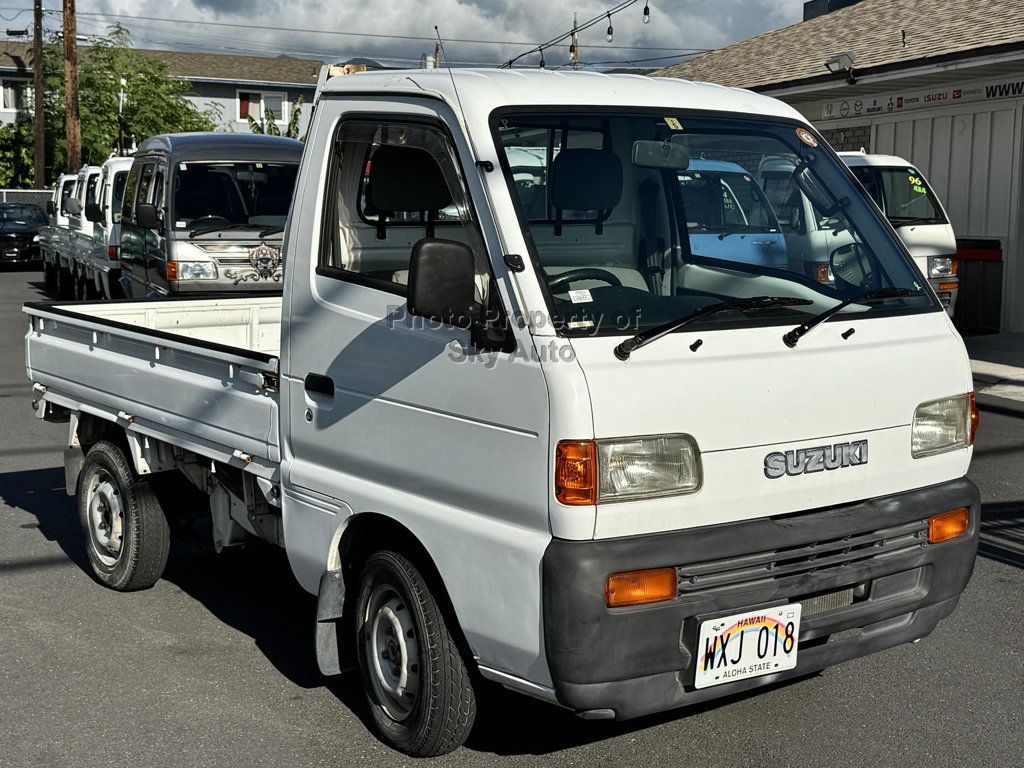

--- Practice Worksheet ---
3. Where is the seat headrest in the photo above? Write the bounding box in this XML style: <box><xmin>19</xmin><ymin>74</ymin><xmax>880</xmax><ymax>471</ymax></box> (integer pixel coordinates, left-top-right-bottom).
<box><xmin>549</xmin><ymin>148</ymin><xmax>622</xmax><ymax>211</ymax></box>
<box><xmin>369</xmin><ymin>145</ymin><xmax>453</xmax><ymax>213</ymax></box>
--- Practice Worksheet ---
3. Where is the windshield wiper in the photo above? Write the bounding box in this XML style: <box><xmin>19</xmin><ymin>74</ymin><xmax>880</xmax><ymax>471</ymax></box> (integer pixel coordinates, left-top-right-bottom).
<box><xmin>614</xmin><ymin>296</ymin><xmax>813</xmax><ymax>361</ymax></box>
<box><xmin>188</xmin><ymin>222</ymin><xmax>260</xmax><ymax>238</ymax></box>
<box><xmin>890</xmin><ymin>217</ymin><xmax>937</xmax><ymax>228</ymax></box>
<box><xmin>782</xmin><ymin>287</ymin><xmax>925</xmax><ymax>348</ymax></box>
<box><xmin>258</xmin><ymin>224</ymin><xmax>284</xmax><ymax>238</ymax></box>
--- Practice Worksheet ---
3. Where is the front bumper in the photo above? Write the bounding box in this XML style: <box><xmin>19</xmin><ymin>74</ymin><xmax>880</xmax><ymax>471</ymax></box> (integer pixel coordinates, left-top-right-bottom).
<box><xmin>0</xmin><ymin>242</ymin><xmax>40</xmax><ymax>263</ymax></box>
<box><xmin>542</xmin><ymin>477</ymin><xmax>980</xmax><ymax>719</ymax></box>
<box><xmin>929</xmin><ymin>276</ymin><xmax>958</xmax><ymax>316</ymax></box>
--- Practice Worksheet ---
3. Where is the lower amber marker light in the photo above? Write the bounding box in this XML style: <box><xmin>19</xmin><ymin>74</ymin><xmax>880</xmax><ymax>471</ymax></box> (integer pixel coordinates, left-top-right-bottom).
<box><xmin>928</xmin><ymin>508</ymin><xmax>969</xmax><ymax>544</ymax></box>
<box><xmin>606</xmin><ymin>567</ymin><xmax>677</xmax><ymax>607</ymax></box>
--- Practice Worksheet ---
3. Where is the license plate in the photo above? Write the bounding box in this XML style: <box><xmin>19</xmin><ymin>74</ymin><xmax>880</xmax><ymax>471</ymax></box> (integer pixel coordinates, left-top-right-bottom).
<box><xmin>694</xmin><ymin>603</ymin><xmax>802</xmax><ymax>689</ymax></box>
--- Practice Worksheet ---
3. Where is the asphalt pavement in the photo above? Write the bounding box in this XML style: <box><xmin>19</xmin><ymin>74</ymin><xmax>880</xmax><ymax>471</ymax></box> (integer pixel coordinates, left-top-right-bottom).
<box><xmin>1</xmin><ymin>266</ymin><xmax>1022</xmax><ymax>767</ymax></box>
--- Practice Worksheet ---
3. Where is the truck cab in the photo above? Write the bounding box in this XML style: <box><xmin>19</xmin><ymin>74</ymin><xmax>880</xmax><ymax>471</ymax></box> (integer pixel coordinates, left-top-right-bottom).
<box><xmin>41</xmin><ymin>173</ymin><xmax>79</xmax><ymax>297</ymax></box>
<box><xmin>82</xmin><ymin>156</ymin><xmax>134</xmax><ymax>299</ymax></box>
<box><xmin>25</xmin><ymin>70</ymin><xmax>980</xmax><ymax>757</ymax></box>
<box><xmin>118</xmin><ymin>133</ymin><xmax>302</xmax><ymax>299</ymax></box>
<box><xmin>65</xmin><ymin>165</ymin><xmax>103</xmax><ymax>299</ymax></box>
<box><xmin>840</xmin><ymin>152</ymin><xmax>959</xmax><ymax>315</ymax></box>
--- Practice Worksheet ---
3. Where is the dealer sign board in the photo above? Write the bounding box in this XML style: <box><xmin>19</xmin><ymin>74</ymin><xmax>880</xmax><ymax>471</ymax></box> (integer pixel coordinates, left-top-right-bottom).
<box><xmin>821</xmin><ymin>77</ymin><xmax>1024</xmax><ymax>121</ymax></box>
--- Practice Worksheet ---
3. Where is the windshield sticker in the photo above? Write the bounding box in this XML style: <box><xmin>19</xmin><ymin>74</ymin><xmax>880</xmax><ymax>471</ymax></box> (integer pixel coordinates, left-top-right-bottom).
<box><xmin>567</xmin><ymin>319</ymin><xmax>594</xmax><ymax>330</ymax></box>
<box><xmin>665</xmin><ymin>117</ymin><xmax>683</xmax><ymax>130</ymax></box>
<box><xmin>175</xmin><ymin>220</ymin><xmax>187</xmax><ymax>228</ymax></box>
<box><xmin>179</xmin><ymin>163</ymin><xmax>187</xmax><ymax>171</ymax></box>
<box><xmin>796</xmin><ymin>127</ymin><xmax>818</xmax><ymax>147</ymax></box>
<box><xmin>568</xmin><ymin>288</ymin><xmax>593</xmax><ymax>304</ymax></box>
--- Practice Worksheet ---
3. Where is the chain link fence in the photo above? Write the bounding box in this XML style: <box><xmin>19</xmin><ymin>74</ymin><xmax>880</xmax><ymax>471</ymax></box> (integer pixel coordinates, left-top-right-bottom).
<box><xmin>0</xmin><ymin>190</ymin><xmax>51</xmax><ymax>206</ymax></box>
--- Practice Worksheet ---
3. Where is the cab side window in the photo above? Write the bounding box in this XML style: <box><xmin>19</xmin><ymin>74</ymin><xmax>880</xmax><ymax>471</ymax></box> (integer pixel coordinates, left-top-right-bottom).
<box><xmin>319</xmin><ymin>118</ymin><xmax>490</xmax><ymax>300</ymax></box>
<box><xmin>121</xmin><ymin>165</ymin><xmax>141</xmax><ymax>222</ymax></box>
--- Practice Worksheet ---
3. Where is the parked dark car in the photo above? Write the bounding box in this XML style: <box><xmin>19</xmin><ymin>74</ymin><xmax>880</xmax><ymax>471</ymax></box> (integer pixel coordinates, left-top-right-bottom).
<box><xmin>0</xmin><ymin>203</ymin><xmax>47</xmax><ymax>265</ymax></box>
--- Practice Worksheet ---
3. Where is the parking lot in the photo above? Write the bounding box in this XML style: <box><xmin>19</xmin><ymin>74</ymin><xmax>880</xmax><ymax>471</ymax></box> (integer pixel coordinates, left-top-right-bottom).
<box><xmin>1</xmin><ymin>266</ymin><xmax>1022</xmax><ymax>767</ymax></box>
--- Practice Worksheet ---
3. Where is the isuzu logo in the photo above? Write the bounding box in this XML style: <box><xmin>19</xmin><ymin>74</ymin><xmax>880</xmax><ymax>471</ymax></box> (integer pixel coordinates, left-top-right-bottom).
<box><xmin>763</xmin><ymin>440</ymin><xmax>868</xmax><ymax>479</ymax></box>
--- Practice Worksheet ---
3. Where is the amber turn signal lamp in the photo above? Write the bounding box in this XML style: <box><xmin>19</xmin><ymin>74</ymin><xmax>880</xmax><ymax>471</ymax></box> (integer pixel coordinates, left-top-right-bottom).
<box><xmin>166</xmin><ymin>260</ymin><xmax>179</xmax><ymax>282</ymax></box>
<box><xmin>555</xmin><ymin>440</ymin><xmax>597</xmax><ymax>505</ymax></box>
<box><xmin>969</xmin><ymin>392</ymin><xmax>979</xmax><ymax>446</ymax></box>
<box><xmin>107</xmin><ymin>245</ymin><xmax>119</xmax><ymax>261</ymax></box>
<box><xmin>937</xmin><ymin>281</ymin><xmax>958</xmax><ymax>291</ymax></box>
<box><xmin>928</xmin><ymin>508</ymin><xmax>969</xmax><ymax>544</ymax></box>
<box><xmin>606</xmin><ymin>568</ymin><xmax>677</xmax><ymax>607</ymax></box>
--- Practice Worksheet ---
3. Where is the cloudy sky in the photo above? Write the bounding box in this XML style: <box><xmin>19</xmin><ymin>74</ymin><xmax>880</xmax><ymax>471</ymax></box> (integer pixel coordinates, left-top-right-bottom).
<box><xmin>66</xmin><ymin>0</ymin><xmax>805</xmax><ymax>69</ymax></box>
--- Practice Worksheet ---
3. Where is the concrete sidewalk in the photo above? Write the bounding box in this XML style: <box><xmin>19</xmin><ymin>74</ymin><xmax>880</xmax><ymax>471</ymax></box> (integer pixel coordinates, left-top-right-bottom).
<box><xmin>965</xmin><ymin>333</ymin><xmax>1024</xmax><ymax>406</ymax></box>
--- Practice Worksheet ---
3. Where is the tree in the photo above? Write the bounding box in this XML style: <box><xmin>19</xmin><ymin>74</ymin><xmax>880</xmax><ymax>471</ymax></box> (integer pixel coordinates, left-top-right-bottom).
<box><xmin>0</xmin><ymin>117</ymin><xmax>35</xmax><ymax>187</ymax></box>
<box><xmin>42</xmin><ymin>25</ymin><xmax>220</xmax><ymax>175</ymax></box>
<box><xmin>247</xmin><ymin>94</ymin><xmax>304</xmax><ymax>140</ymax></box>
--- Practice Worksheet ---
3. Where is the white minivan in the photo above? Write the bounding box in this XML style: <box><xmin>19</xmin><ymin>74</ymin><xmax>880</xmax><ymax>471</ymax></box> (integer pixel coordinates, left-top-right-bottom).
<box><xmin>840</xmin><ymin>152</ymin><xmax>959</xmax><ymax>314</ymax></box>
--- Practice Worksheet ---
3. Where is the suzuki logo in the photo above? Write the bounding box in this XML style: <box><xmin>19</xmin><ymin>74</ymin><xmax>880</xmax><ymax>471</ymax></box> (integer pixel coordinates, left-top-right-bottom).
<box><xmin>763</xmin><ymin>440</ymin><xmax>868</xmax><ymax>479</ymax></box>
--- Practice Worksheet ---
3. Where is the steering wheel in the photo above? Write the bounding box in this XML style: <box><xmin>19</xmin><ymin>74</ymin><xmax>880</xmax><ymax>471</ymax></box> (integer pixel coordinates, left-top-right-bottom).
<box><xmin>547</xmin><ymin>268</ymin><xmax>623</xmax><ymax>292</ymax></box>
<box><xmin>190</xmin><ymin>215</ymin><xmax>231</xmax><ymax>229</ymax></box>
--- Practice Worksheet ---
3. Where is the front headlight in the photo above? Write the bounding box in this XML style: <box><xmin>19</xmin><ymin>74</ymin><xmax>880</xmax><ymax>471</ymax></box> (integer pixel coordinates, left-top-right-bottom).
<box><xmin>174</xmin><ymin>261</ymin><xmax>218</xmax><ymax>280</ymax></box>
<box><xmin>912</xmin><ymin>394</ymin><xmax>974</xmax><ymax>458</ymax></box>
<box><xmin>598</xmin><ymin>434</ymin><xmax>701</xmax><ymax>501</ymax></box>
<box><xmin>928</xmin><ymin>256</ymin><xmax>954</xmax><ymax>278</ymax></box>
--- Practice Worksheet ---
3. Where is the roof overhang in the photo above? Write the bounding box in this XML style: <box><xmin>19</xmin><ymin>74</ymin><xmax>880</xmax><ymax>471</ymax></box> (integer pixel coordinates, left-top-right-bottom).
<box><xmin>173</xmin><ymin>75</ymin><xmax>317</xmax><ymax>89</ymax></box>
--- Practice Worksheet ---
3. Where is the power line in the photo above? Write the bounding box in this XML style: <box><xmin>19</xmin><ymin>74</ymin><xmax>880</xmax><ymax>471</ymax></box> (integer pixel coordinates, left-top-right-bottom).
<box><xmin>45</xmin><ymin>8</ymin><xmax>709</xmax><ymax>52</ymax></box>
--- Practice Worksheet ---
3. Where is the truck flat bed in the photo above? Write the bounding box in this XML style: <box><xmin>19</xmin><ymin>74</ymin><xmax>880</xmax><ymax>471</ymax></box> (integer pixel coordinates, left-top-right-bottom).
<box><xmin>24</xmin><ymin>297</ymin><xmax>282</xmax><ymax>476</ymax></box>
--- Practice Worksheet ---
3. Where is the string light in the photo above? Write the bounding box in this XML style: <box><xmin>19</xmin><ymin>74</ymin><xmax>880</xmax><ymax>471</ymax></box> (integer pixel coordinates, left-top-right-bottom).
<box><xmin>606</xmin><ymin>13</ymin><xmax>614</xmax><ymax>43</ymax></box>
<box><xmin>539</xmin><ymin>49</ymin><xmax>546</xmax><ymax>68</ymax></box>
<box><xmin>643</xmin><ymin>2</ymin><xmax>651</xmax><ymax>23</ymax></box>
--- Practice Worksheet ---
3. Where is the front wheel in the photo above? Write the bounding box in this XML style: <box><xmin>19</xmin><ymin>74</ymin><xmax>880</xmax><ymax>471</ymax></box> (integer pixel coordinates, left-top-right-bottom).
<box><xmin>355</xmin><ymin>550</ymin><xmax>476</xmax><ymax>756</ymax></box>
<box><xmin>78</xmin><ymin>440</ymin><xmax>170</xmax><ymax>591</ymax></box>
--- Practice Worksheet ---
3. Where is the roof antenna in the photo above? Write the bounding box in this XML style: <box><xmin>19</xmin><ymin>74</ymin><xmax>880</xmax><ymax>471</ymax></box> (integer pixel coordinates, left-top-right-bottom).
<box><xmin>434</xmin><ymin>26</ymin><xmax>492</xmax><ymax>172</ymax></box>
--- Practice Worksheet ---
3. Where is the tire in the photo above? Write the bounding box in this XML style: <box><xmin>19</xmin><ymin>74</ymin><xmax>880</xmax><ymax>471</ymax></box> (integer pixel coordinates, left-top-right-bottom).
<box><xmin>77</xmin><ymin>440</ymin><xmax>171</xmax><ymax>591</ymax></box>
<box><xmin>355</xmin><ymin>550</ymin><xmax>476</xmax><ymax>756</ymax></box>
<box><xmin>56</xmin><ymin>265</ymin><xmax>74</xmax><ymax>300</ymax></box>
<box><xmin>43</xmin><ymin>262</ymin><xmax>56</xmax><ymax>293</ymax></box>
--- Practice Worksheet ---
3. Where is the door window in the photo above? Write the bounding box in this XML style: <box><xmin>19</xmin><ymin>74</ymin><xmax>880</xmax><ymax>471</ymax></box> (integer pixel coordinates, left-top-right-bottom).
<box><xmin>121</xmin><ymin>164</ymin><xmax>141</xmax><ymax>221</ymax></box>
<box><xmin>320</xmin><ymin>118</ymin><xmax>491</xmax><ymax>298</ymax></box>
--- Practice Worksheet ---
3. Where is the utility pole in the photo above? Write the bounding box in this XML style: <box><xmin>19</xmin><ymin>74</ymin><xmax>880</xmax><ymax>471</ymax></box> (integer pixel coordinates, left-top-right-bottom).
<box><xmin>433</xmin><ymin>42</ymin><xmax>441</xmax><ymax>70</ymax></box>
<box><xmin>63</xmin><ymin>0</ymin><xmax>81</xmax><ymax>171</ymax></box>
<box><xmin>32</xmin><ymin>0</ymin><xmax>45</xmax><ymax>187</ymax></box>
<box><xmin>570</xmin><ymin>13</ymin><xmax>580</xmax><ymax>71</ymax></box>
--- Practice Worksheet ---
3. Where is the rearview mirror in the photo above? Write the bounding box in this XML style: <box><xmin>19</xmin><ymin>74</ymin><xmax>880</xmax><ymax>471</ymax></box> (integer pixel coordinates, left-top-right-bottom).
<box><xmin>632</xmin><ymin>140</ymin><xmax>690</xmax><ymax>170</ymax></box>
<box><xmin>84</xmin><ymin>202</ymin><xmax>103</xmax><ymax>223</ymax></box>
<box><xmin>830</xmin><ymin>243</ymin><xmax>881</xmax><ymax>292</ymax></box>
<box><xmin>64</xmin><ymin>198</ymin><xmax>82</xmax><ymax>216</ymax></box>
<box><xmin>407</xmin><ymin>238</ymin><xmax>479</xmax><ymax>328</ymax></box>
<box><xmin>134</xmin><ymin>203</ymin><xmax>161</xmax><ymax>230</ymax></box>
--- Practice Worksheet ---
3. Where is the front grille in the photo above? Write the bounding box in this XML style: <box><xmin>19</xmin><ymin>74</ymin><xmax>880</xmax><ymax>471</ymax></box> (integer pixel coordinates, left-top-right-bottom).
<box><xmin>676</xmin><ymin>519</ymin><xmax>928</xmax><ymax>596</ymax></box>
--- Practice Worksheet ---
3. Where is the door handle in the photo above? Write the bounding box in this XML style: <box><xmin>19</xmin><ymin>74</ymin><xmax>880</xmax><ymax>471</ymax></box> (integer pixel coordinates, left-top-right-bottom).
<box><xmin>304</xmin><ymin>373</ymin><xmax>335</xmax><ymax>397</ymax></box>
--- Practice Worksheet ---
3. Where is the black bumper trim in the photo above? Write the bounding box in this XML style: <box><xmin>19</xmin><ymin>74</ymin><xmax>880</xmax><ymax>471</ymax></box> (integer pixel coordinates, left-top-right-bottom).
<box><xmin>542</xmin><ymin>477</ymin><xmax>980</xmax><ymax>719</ymax></box>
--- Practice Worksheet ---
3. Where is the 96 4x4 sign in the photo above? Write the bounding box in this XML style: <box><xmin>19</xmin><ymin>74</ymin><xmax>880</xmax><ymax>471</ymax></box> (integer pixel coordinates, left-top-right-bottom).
<box><xmin>694</xmin><ymin>604</ymin><xmax>803</xmax><ymax>689</ymax></box>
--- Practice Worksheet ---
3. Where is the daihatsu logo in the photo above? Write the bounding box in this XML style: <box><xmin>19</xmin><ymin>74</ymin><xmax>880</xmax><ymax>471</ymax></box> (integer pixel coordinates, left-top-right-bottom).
<box><xmin>763</xmin><ymin>440</ymin><xmax>869</xmax><ymax>479</ymax></box>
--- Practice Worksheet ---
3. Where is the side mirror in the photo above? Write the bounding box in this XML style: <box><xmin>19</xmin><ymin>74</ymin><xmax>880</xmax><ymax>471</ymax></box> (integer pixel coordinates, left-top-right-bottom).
<box><xmin>407</xmin><ymin>238</ymin><xmax>478</xmax><ymax>328</ymax></box>
<box><xmin>84</xmin><ymin>202</ymin><xmax>103</xmax><ymax>223</ymax></box>
<box><xmin>134</xmin><ymin>203</ymin><xmax>161</xmax><ymax>230</ymax></box>
<box><xmin>45</xmin><ymin>200</ymin><xmax>55</xmax><ymax>216</ymax></box>
<box><xmin>830</xmin><ymin>242</ymin><xmax>881</xmax><ymax>292</ymax></box>
<box><xmin>64</xmin><ymin>198</ymin><xmax>82</xmax><ymax>216</ymax></box>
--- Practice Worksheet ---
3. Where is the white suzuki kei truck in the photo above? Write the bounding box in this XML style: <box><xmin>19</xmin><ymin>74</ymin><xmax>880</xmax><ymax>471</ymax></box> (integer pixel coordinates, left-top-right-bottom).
<box><xmin>24</xmin><ymin>70</ymin><xmax>980</xmax><ymax>756</ymax></box>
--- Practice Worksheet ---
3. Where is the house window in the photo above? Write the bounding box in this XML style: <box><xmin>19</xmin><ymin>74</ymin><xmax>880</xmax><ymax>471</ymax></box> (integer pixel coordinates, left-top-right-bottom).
<box><xmin>238</xmin><ymin>90</ymin><xmax>288</xmax><ymax>123</ymax></box>
<box><xmin>1</xmin><ymin>81</ymin><xmax>27</xmax><ymax>111</ymax></box>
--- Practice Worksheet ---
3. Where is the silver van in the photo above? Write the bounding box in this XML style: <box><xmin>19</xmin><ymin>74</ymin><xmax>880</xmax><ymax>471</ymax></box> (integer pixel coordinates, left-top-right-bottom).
<box><xmin>118</xmin><ymin>133</ymin><xmax>302</xmax><ymax>298</ymax></box>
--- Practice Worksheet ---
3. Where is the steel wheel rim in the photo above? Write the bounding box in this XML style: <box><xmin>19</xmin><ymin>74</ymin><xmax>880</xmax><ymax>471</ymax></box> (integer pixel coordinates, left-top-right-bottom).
<box><xmin>364</xmin><ymin>583</ymin><xmax>420</xmax><ymax>722</ymax></box>
<box><xmin>85</xmin><ymin>469</ymin><xmax>125</xmax><ymax>567</ymax></box>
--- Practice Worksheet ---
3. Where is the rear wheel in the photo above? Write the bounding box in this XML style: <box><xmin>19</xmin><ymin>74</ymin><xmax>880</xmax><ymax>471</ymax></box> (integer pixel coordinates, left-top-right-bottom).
<box><xmin>355</xmin><ymin>550</ymin><xmax>476</xmax><ymax>756</ymax></box>
<box><xmin>43</xmin><ymin>262</ymin><xmax>56</xmax><ymax>293</ymax></box>
<box><xmin>78</xmin><ymin>440</ymin><xmax>170</xmax><ymax>591</ymax></box>
<box><xmin>56</xmin><ymin>265</ymin><xmax>74</xmax><ymax>299</ymax></box>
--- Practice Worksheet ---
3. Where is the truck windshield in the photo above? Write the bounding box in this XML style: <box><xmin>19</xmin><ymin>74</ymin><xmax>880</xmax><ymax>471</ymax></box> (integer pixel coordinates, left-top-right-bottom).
<box><xmin>172</xmin><ymin>161</ymin><xmax>298</xmax><ymax>231</ymax></box>
<box><xmin>493</xmin><ymin>112</ymin><xmax>935</xmax><ymax>336</ymax></box>
<box><xmin>849</xmin><ymin>165</ymin><xmax>946</xmax><ymax>225</ymax></box>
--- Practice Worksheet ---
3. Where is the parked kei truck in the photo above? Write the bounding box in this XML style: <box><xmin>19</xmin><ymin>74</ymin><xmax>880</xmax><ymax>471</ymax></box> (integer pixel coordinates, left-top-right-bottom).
<box><xmin>25</xmin><ymin>70</ymin><xmax>981</xmax><ymax>757</ymax></box>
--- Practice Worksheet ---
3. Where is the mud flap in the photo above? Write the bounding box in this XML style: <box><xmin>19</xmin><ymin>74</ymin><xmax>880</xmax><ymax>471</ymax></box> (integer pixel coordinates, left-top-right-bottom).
<box><xmin>315</xmin><ymin>569</ymin><xmax>346</xmax><ymax>676</ymax></box>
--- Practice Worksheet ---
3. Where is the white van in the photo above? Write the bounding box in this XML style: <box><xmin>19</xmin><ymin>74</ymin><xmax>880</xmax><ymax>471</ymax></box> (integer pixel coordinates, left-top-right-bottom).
<box><xmin>26</xmin><ymin>70</ymin><xmax>980</xmax><ymax>756</ymax></box>
<box><xmin>840</xmin><ymin>152</ymin><xmax>959</xmax><ymax>314</ymax></box>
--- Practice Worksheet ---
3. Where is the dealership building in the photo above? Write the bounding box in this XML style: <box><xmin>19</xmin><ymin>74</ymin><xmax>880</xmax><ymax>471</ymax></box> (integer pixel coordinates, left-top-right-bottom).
<box><xmin>658</xmin><ymin>0</ymin><xmax>1024</xmax><ymax>334</ymax></box>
